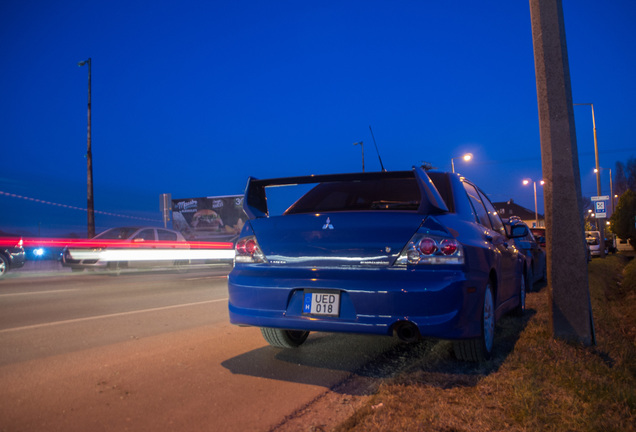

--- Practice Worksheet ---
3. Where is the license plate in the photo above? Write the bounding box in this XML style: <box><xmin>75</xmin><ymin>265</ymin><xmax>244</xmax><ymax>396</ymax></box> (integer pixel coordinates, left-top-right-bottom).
<box><xmin>302</xmin><ymin>290</ymin><xmax>340</xmax><ymax>316</ymax></box>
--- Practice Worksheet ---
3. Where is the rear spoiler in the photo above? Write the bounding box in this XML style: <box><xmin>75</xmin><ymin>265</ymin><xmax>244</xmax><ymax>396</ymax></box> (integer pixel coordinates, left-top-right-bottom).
<box><xmin>242</xmin><ymin>167</ymin><xmax>449</xmax><ymax>219</ymax></box>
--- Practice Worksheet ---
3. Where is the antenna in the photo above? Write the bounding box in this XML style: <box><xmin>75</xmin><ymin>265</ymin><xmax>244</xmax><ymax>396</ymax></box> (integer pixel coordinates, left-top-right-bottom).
<box><xmin>369</xmin><ymin>126</ymin><xmax>386</xmax><ymax>172</ymax></box>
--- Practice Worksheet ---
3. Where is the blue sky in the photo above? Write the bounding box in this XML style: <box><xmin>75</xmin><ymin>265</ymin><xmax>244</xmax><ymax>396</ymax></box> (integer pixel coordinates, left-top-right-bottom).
<box><xmin>1</xmin><ymin>0</ymin><xmax>634</xmax><ymax>236</ymax></box>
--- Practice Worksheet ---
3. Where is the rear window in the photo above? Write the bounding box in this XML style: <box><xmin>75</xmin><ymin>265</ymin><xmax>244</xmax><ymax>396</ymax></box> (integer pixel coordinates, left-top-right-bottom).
<box><xmin>284</xmin><ymin>178</ymin><xmax>421</xmax><ymax>214</ymax></box>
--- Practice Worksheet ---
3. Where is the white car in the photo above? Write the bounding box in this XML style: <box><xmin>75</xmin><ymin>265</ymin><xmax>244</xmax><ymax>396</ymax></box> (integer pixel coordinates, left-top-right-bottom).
<box><xmin>61</xmin><ymin>226</ymin><xmax>189</xmax><ymax>272</ymax></box>
<box><xmin>585</xmin><ymin>231</ymin><xmax>606</xmax><ymax>257</ymax></box>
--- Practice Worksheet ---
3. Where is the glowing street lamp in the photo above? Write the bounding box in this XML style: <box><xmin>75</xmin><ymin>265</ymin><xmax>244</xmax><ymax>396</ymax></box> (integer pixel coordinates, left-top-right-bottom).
<box><xmin>523</xmin><ymin>178</ymin><xmax>545</xmax><ymax>227</ymax></box>
<box><xmin>451</xmin><ymin>153</ymin><xmax>473</xmax><ymax>173</ymax></box>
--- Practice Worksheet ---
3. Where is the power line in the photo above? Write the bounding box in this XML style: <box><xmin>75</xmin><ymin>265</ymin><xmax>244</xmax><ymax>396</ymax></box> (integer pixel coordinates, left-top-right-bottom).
<box><xmin>0</xmin><ymin>191</ymin><xmax>160</xmax><ymax>222</ymax></box>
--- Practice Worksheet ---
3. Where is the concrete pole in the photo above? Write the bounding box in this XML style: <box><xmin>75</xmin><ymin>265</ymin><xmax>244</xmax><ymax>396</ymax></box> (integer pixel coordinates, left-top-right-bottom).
<box><xmin>529</xmin><ymin>0</ymin><xmax>595</xmax><ymax>345</ymax></box>
<box><xmin>533</xmin><ymin>181</ymin><xmax>539</xmax><ymax>227</ymax></box>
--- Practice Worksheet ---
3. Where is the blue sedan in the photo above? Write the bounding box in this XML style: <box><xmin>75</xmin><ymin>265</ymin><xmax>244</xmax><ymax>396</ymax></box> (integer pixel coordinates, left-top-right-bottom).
<box><xmin>228</xmin><ymin>168</ymin><xmax>528</xmax><ymax>362</ymax></box>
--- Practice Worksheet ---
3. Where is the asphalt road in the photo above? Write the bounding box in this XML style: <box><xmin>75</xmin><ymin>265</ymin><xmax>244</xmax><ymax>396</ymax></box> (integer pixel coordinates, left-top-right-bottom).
<box><xmin>0</xmin><ymin>266</ymin><xmax>402</xmax><ymax>431</ymax></box>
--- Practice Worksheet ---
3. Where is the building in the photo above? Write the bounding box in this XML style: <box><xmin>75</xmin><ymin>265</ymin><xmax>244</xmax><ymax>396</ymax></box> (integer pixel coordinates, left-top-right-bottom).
<box><xmin>493</xmin><ymin>199</ymin><xmax>545</xmax><ymax>228</ymax></box>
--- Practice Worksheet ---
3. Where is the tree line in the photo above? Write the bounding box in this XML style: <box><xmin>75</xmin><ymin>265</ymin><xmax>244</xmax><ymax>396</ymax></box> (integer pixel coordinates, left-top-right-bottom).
<box><xmin>610</xmin><ymin>157</ymin><xmax>636</xmax><ymax>249</ymax></box>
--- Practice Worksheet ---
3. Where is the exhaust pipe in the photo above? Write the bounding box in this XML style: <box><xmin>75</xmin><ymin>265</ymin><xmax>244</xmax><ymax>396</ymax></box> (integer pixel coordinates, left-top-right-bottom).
<box><xmin>394</xmin><ymin>321</ymin><xmax>421</xmax><ymax>343</ymax></box>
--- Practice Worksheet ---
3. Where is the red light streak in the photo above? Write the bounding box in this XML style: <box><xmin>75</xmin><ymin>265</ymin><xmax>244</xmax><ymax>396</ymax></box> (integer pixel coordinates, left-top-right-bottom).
<box><xmin>0</xmin><ymin>237</ymin><xmax>234</xmax><ymax>250</ymax></box>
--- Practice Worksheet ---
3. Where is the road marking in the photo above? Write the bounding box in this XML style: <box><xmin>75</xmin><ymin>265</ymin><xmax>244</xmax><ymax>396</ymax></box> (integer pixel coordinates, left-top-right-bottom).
<box><xmin>0</xmin><ymin>289</ymin><xmax>81</xmax><ymax>297</ymax></box>
<box><xmin>0</xmin><ymin>298</ymin><xmax>229</xmax><ymax>333</ymax></box>
<box><xmin>184</xmin><ymin>275</ymin><xmax>228</xmax><ymax>281</ymax></box>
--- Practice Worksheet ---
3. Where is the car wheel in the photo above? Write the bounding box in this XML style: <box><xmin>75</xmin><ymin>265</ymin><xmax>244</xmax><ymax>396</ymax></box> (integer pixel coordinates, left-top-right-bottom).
<box><xmin>261</xmin><ymin>328</ymin><xmax>310</xmax><ymax>348</ymax></box>
<box><xmin>453</xmin><ymin>282</ymin><xmax>495</xmax><ymax>362</ymax></box>
<box><xmin>0</xmin><ymin>254</ymin><xmax>7</xmax><ymax>278</ymax></box>
<box><xmin>540</xmin><ymin>261</ymin><xmax>547</xmax><ymax>282</ymax></box>
<box><xmin>174</xmin><ymin>260</ymin><xmax>189</xmax><ymax>273</ymax></box>
<box><xmin>107</xmin><ymin>261</ymin><xmax>124</xmax><ymax>275</ymax></box>
<box><xmin>513</xmin><ymin>271</ymin><xmax>526</xmax><ymax>316</ymax></box>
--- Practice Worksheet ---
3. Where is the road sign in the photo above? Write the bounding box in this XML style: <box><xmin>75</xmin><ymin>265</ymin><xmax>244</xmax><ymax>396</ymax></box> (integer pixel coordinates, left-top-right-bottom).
<box><xmin>591</xmin><ymin>195</ymin><xmax>610</xmax><ymax>201</ymax></box>
<box><xmin>594</xmin><ymin>200</ymin><xmax>607</xmax><ymax>218</ymax></box>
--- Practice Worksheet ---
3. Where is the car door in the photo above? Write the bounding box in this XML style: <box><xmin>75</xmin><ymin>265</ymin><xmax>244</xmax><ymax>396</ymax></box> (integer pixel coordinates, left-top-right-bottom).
<box><xmin>480</xmin><ymin>190</ymin><xmax>520</xmax><ymax>304</ymax></box>
<box><xmin>462</xmin><ymin>181</ymin><xmax>519</xmax><ymax>307</ymax></box>
<box><xmin>131</xmin><ymin>228</ymin><xmax>158</xmax><ymax>268</ymax></box>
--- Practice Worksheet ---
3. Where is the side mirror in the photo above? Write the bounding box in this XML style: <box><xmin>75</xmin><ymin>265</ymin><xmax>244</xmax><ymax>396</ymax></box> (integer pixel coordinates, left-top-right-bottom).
<box><xmin>510</xmin><ymin>224</ymin><xmax>529</xmax><ymax>238</ymax></box>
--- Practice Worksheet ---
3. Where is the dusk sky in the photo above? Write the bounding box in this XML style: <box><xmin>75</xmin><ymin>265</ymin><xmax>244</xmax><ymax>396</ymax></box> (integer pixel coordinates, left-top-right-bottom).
<box><xmin>1</xmin><ymin>0</ymin><xmax>635</xmax><ymax>237</ymax></box>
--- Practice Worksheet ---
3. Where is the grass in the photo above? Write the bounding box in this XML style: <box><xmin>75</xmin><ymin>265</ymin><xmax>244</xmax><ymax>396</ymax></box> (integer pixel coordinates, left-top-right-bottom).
<box><xmin>335</xmin><ymin>254</ymin><xmax>636</xmax><ymax>432</ymax></box>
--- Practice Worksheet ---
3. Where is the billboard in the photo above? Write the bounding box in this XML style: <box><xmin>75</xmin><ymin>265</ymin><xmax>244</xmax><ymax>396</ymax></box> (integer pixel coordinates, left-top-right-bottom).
<box><xmin>171</xmin><ymin>195</ymin><xmax>245</xmax><ymax>243</ymax></box>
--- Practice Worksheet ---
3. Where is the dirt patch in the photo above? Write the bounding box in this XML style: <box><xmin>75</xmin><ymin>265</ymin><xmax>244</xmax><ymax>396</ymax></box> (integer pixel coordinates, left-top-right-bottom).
<box><xmin>270</xmin><ymin>374</ymin><xmax>380</xmax><ymax>432</ymax></box>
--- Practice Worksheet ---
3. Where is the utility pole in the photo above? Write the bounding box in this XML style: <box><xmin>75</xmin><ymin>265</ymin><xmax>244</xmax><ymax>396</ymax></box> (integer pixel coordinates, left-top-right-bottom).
<box><xmin>78</xmin><ymin>58</ymin><xmax>95</xmax><ymax>238</ymax></box>
<box><xmin>529</xmin><ymin>0</ymin><xmax>595</xmax><ymax>345</ymax></box>
<box><xmin>575</xmin><ymin>103</ymin><xmax>605</xmax><ymax>257</ymax></box>
<box><xmin>353</xmin><ymin>141</ymin><xmax>365</xmax><ymax>172</ymax></box>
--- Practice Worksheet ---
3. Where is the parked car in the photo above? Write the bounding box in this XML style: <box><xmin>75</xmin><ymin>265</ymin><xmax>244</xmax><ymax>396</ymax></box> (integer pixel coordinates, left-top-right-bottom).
<box><xmin>228</xmin><ymin>168</ymin><xmax>528</xmax><ymax>363</ymax></box>
<box><xmin>617</xmin><ymin>237</ymin><xmax>634</xmax><ymax>252</ymax></box>
<box><xmin>530</xmin><ymin>227</ymin><xmax>546</xmax><ymax>249</ymax></box>
<box><xmin>61</xmin><ymin>226</ymin><xmax>189</xmax><ymax>272</ymax></box>
<box><xmin>585</xmin><ymin>231</ymin><xmax>607</xmax><ymax>257</ymax></box>
<box><xmin>0</xmin><ymin>237</ymin><xmax>26</xmax><ymax>278</ymax></box>
<box><xmin>505</xmin><ymin>219</ymin><xmax>546</xmax><ymax>290</ymax></box>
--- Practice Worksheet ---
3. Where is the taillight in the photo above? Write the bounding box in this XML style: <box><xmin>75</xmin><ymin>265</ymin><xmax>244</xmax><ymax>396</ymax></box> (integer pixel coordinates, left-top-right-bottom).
<box><xmin>419</xmin><ymin>238</ymin><xmax>437</xmax><ymax>255</ymax></box>
<box><xmin>395</xmin><ymin>234</ymin><xmax>464</xmax><ymax>266</ymax></box>
<box><xmin>235</xmin><ymin>236</ymin><xmax>267</xmax><ymax>263</ymax></box>
<box><xmin>439</xmin><ymin>239</ymin><xmax>458</xmax><ymax>256</ymax></box>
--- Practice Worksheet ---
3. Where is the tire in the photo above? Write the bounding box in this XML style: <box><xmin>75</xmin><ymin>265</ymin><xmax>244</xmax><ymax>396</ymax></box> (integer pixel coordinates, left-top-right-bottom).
<box><xmin>261</xmin><ymin>328</ymin><xmax>310</xmax><ymax>348</ymax></box>
<box><xmin>453</xmin><ymin>282</ymin><xmax>495</xmax><ymax>362</ymax></box>
<box><xmin>107</xmin><ymin>261</ymin><xmax>124</xmax><ymax>275</ymax></box>
<box><xmin>0</xmin><ymin>254</ymin><xmax>8</xmax><ymax>278</ymax></box>
<box><xmin>539</xmin><ymin>260</ymin><xmax>547</xmax><ymax>282</ymax></box>
<box><xmin>174</xmin><ymin>260</ymin><xmax>190</xmax><ymax>273</ymax></box>
<box><xmin>513</xmin><ymin>271</ymin><xmax>526</xmax><ymax>316</ymax></box>
<box><xmin>526</xmin><ymin>265</ymin><xmax>534</xmax><ymax>293</ymax></box>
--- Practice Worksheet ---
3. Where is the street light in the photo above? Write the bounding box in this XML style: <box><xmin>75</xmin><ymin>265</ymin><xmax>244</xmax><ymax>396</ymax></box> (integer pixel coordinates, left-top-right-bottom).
<box><xmin>523</xmin><ymin>179</ymin><xmax>545</xmax><ymax>228</ymax></box>
<box><xmin>353</xmin><ymin>141</ymin><xmax>364</xmax><ymax>172</ymax></box>
<box><xmin>78</xmin><ymin>58</ymin><xmax>94</xmax><ymax>238</ymax></box>
<box><xmin>614</xmin><ymin>194</ymin><xmax>619</xmax><ymax>213</ymax></box>
<box><xmin>575</xmin><ymin>102</ymin><xmax>605</xmax><ymax>257</ymax></box>
<box><xmin>451</xmin><ymin>153</ymin><xmax>473</xmax><ymax>173</ymax></box>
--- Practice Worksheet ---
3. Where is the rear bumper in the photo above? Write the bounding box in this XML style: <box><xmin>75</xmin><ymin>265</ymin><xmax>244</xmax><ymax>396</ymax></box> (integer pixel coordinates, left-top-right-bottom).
<box><xmin>228</xmin><ymin>265</ymin><xmax>487</xmax><ymax>340</ymax></box>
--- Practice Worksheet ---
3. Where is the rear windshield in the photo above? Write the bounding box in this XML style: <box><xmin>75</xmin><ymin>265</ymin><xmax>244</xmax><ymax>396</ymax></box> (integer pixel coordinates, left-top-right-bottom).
<box><xmin>284</xmin><ymin>178</ymin><xmax>421</xmax><ymax>214</ymax></box>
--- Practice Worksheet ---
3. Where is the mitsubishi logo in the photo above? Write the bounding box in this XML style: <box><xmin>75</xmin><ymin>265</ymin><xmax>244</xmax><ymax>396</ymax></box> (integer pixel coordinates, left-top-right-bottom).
<box><xmin>322</xmin><ymin>217</ymin><xmax>334</xmax><ymax>230</ymax></box>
